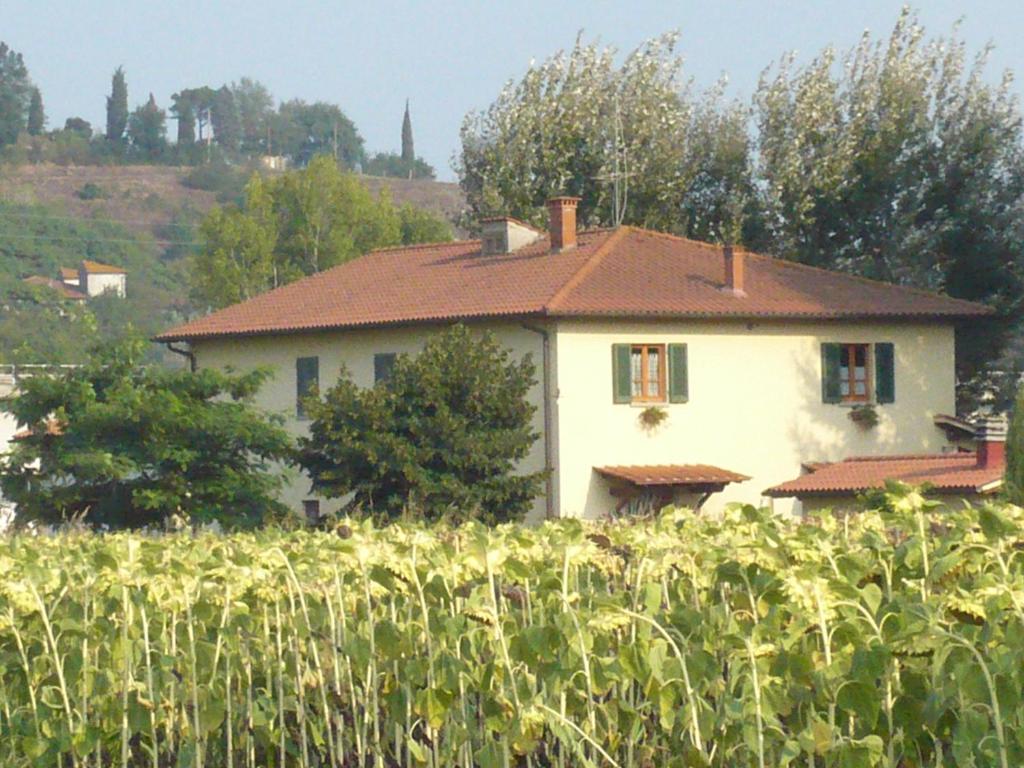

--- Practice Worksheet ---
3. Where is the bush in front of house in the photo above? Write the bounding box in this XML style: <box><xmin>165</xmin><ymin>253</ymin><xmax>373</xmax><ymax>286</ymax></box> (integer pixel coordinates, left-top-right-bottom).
<box><xmin>0</xmin><ymin>336</ymin><xmax>293</xmax><ymax>528</ymax></box>
<box><xmin>298</xmin><ymin>324</ymin><xmax>544</xmax><ymax>524</ymax></box>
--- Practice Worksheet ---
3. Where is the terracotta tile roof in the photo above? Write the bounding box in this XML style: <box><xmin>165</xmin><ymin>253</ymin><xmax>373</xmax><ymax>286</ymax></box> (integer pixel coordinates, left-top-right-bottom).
<box><xmin>12</xmin><ymin>419</ymin><xmax>64</xmax><ymax>440</ymax></box>
<box><xmin>22</xmin><ymin>276</ymin><xmax>88</xmax><ymax>301</ymax></box>
<box><xmin>764</xmin><ymin>452</ymin><xmax>1004</xmax><ymax>497</ymax></box>
<box><xmin>596</xmin><ymin>464</ymin><xmax>750</xmax><ymax>487</ymax></box>
<box><xmin>80</xmin><ymin>259</ymin><xmax>126</xmax><ymax>274</ymax></box>
<box><xmin>157</xmin><ymin>226</ymin><xmax>991</xmax><ymax>341</ymax></box>
<box><xmin>59</xmin><ymin>266</ymin><xmax>79</xmax><ymax>281</ymax></box>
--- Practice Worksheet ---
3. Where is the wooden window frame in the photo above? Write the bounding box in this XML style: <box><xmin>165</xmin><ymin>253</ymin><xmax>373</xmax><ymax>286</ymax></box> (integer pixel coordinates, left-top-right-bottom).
<box><xmin>839</xmin><ymin>343</ymin><xmax>872</xmax><ymax>404</ymax></box>
<box><xmin>631</xmin><ymin>344</ymin><xmax>667</xmax><ymax>403</ymax></box>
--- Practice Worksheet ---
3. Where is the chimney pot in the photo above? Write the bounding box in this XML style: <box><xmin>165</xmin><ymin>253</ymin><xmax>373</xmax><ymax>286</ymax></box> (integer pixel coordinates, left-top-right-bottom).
<box><xmin>547</xmin><ymin>196</ymin><xmax>580</xmax><ymax>252</ymax></box>
<box><xmin>976</xmin><ymin>414</ymin><xmax>1007</xmax><ymax>469</ymax></box>
<box><xmin>724</xmin><ymin>244</ymin><xmax>746</xmax><ymax>295</ymax></box>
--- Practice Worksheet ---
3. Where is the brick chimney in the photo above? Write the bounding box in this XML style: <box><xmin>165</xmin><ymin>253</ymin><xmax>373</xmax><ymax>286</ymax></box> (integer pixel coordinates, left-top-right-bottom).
<box><xmin>723</xmin><ymin>244</ymin><xmax>746</xmax><ymax>296</ymax></box>
<box><xmin>547</xmin><ymin>197</ymin><xmax>580</xmax><ymax>252</ymax></box>
<box><xmin>976</xmin><ymin>415</ymin><xmax>1007</xmax><ymax>469</ymax></box>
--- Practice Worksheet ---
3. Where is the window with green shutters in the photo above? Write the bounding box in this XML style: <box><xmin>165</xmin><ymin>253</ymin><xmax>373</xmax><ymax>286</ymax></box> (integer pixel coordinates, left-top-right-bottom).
<box><xmin>296</xmin><ymin>356</ymin><xmax>319</xmax><ymax>419</ymax></box>
<box><xmin>820</xmin><ymin>342</ymin><xmax>894</xmax><ymax>405</ymax></box>
<box><xmin>612</xmin><ymin>343</ymin><xmax>688</xmax><ymax>404</ymax></box>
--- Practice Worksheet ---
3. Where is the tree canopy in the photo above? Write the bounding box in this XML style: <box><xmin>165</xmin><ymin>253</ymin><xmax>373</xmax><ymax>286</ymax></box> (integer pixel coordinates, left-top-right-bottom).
<box><xmin>0</xmin><ymin>337</ymin><xmax>293</xmax><ymax>529</ymax></box>
<box><xmin>190</xmin><ymin>156</ymin><xmax>452</xmax><ymax>308</ymax></box>
<box><xmin>127</xmin><ymin>93</ymin><xmax>167</xmax><ymax>159</ymax></box>
<box><xmin>0</xmin><ymin>42</ymin><xmax>33</xmax><ymax>149</ymax></box>
<box><xmin>298</xmin><ymin>324</ymin><xmax>543</xmax><ymax>524</ymax></box>
<box><xmin>105</xmin><ymin>66</ymin><xmax>128</xmax><ymax>142</ymax></box>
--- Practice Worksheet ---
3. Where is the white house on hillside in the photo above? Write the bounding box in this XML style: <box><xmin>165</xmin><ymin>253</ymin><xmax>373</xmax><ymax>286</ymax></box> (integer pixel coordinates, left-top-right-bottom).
<box><xmin>158</xmin><ymin>197</ymin><xmax>993</xmax><ymax>520</ymax></box>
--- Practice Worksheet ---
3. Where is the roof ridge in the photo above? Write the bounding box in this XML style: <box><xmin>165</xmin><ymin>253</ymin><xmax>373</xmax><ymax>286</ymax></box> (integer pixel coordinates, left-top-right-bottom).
<box><xmin>368</xmin><ymin>238</ymin><xmax>482</xmax><ymax>254</ymax></box>
<box><xmin>844</xmin><ymin>452</ymin><xmax>976</xmax><ymax>462</ymax></box>
<box><xmin>545</xmin><ymin>227</ymin><xmax>629</xmax><ymax>311</ymax></box>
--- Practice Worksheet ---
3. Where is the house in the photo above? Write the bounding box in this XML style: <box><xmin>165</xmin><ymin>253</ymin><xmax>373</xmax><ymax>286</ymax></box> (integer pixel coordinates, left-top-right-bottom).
<box><xmin>764</xmin><ymin>416</ymin><xmax>1006</xmax><ymax>512</ymax></box>
<box><xmin>71</xmin><ymin>260</ymin><xmax>126</xmax><ymax>298</ymax></box>
<box><xmin>157</xmin><ymin>197</ymin><xmax>991</xmax><ymax>520</ymax></box>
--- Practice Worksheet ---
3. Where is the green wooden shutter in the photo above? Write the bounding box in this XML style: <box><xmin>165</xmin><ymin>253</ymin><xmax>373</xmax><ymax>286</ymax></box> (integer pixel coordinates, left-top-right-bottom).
<box><xmin>875</xmin><ymin>342</ymin><xmax>895</xmax><ymax>404</ymax></box>
<box><xmin>668</xmin><ymin>343</ymin><xmax>689</xmax><ymax>403</ymax></box>
<box><xmin>296</xmin><ymin>356</ymin><xmax>319</xmax><ymax>419</ymax></box>
<box><xmin>821</xmin><ymin>343</ymin><xmax>842</xmax><ymax>403</ymax></box>
<box><xmin>612</xmin><ymin>344</ymin><xmax>631</xmax><ymax>403</ymax></box>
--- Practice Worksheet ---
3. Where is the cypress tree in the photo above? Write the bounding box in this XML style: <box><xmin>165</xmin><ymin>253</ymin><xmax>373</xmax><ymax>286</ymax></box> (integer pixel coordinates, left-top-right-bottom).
<box><xmin>1006</xmin><ymin>389</ymin><xmax>1024</xmax><ymax>503</ymax></box>
<box><xmin>26</xmin><ymin>87</ymin><xmax>44</xmax><ymax>135</ymax></box>
<box><xmin>401</xmin><ymin>98</ymin><xmax>414</xmax><ymax>175</ymax></box>
<box><xmin>106</xmin><ymin>66</ymin><xmax>128</xmax><ymax>141</ymax></box>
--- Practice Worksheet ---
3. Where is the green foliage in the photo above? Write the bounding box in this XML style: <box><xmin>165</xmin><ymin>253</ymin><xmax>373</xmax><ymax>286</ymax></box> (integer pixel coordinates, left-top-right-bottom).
<box><xmin>0</xmin><ymin>494</ymin><xmax>1022</xmax><ymax>766</ymax></box>
<box><xmin>61</xmin><ymin>117</ymin><xmax>91</xmax><ymax>138</ymax></box>
<box><xmin>364</xmin><ymin>150</ymin><xmax>436</xmax><ymax>180</ymax></box>
<box><xmin>1005</xmin><ymin>390</ymin><xmax>1024</xmax><ymax>504</ymax></box>
<box><xmin>192</xmin><ymin>158</ymin><xmax>450</xmax><ymax>308</ymax></box>
<box><xmin>0</xmin><ymin>42</ymin><xmax>32</xmax><ymax>148</ymax></box>
<box><xmin>25</xmin><ymin>87</ymin><xmax>43</xmax><ymax>136</ymax></box>
<box><xmin>127</xmin><ymin>93</ymin><xmax>167</xmax><ymax>160</ymax></box>
<box><xmin>0</xmin><ymin>337</ymin><xmax>293</xmax><ymax>528</ymax></box>
<box><xmin>299</xmin><ymin>325</ymin><xmax>542</xmax><ymax>523</ymax></box>
<box><xmin>273</xmin><ymin>99</ymin><xmax>365</xmax><ymax>168</ymax></box>
<box><xmin>456</xmin><ymin>32</ymin><xmax>752</xmax><ymax>239</ymax></box>
<box><xmin>181</xmin><ymin>159</ymin><xmax>251</xmax><ymax>203</ymax></box>
<box><xmin>231</xmin><ymin>77</ymin><xmax>274</xmax><ymax>154</ymax></box>
<box><xmin>401</xmin><ymin>98</ymin><xmax>414</xmax><ymax>164</ymax></box>
<box><xmin>75</xmin><ymin>181</ymin><xmax>106</xmax><ymax>200</ymax></box>
<box><xmin>105</xmin><ymin>66</ymin><xmax>128</xmax><ymax>142</ymax></box>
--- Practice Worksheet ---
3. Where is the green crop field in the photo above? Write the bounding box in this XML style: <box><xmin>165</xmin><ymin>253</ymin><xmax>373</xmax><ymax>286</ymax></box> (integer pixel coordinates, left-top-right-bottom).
<box><xmin>1</xmin><ymin>492</ymin><xmax>1022</xmax><ymax>767</ymax></box>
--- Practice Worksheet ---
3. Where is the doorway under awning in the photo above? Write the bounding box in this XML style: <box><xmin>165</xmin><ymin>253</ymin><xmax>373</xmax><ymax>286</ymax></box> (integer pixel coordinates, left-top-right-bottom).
<box><xmin>595</xmin><ymin>464</ymin><xmax>750</xmax><ymax>515</ymax></box>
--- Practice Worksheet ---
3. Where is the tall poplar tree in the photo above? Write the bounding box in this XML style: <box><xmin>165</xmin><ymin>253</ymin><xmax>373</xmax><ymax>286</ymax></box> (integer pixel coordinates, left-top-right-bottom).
<box><xmin>106</xmin><ymin>66</ymin><xmax>128</xmax><ymax>141</ymax></box>
<box><xmin>26</xmin><ymin>87</ymin><xmax>44</xmax><ymax>135</ymax></box>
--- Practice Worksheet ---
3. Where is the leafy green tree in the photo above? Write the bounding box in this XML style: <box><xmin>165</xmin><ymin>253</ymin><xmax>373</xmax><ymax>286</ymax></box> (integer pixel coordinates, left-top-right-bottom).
<box><xmin>275</xmin><ymin>100</ymin><xmax>365</xmax><ymax>168</ymax></box>
<box><xmin>401</xmin><ymin>99</ymin><xmax>414</xmax><ymax>167</ymax></box>
<box><xmin>1006</xmin><ymin>392</ymin><xmax>1024</xmax><ymax>504</ymax></box>
<box><xmin>170</xmin><ymin>91</ymin><xmax>196</xmax><ymax>145</ymax></box>
<box><xmin>232</xmin><ymin>77</ymin><xmax>275</xmax><ymax>154</ymax></box>
<box><xmin>105</xmin><ymin>66</ymin><xmax>128</xmax><ymax>141</ymax></box>
<box><xmin>364</xmin><ymin>151</ymin><xmax>436</xmax><ymax>180</ymax></box>
<box><xmin>62</xmin><ymin>117</ymin><xmax>92</xmax><ymax>138</ymax></box>
<box><xmin>192</xmin><ymin>175</ymin><xmax>278</xmax><ymax>307</ymax></box>
<box><xmin>751</xmin><ymin>9</ymin><xmax>1024</xmax><ymax>407</ymax></box>
<box><xmin>211</xmin><ymin>85</ymin><xmax>241</xmax><ymax>151</ymax></box>
<box><xmin>26</xmin><ymin>87</ymin><xmax>44</xmax><ymax>135</ymax></box>
<box><xmin>0</xmin><ymin>42</ymin><xmax>32</xmax><ymax>148</ymax></box>
<box><xmin>0</xmin><ymin>337</ymin><xmax>293</xmax><ymax>528</ymax></box>
<box><xmin>456</xmin><ymin>33</ymin><xmax>753</xmax><ymax>238</ymax></box>
<box><xmin>398</xmin><ymin>203</ymin><xmax>451</xmax><ymax>244</ymax></box>
<box><xmin>127</xmin><ymin>93</ymin><xmax>167</xmax><ymax>159</ymax></box>
<box><xmin>298</xmin><ymin>324</ymin><xmax>543</xmax><ymax>523</ymax></box>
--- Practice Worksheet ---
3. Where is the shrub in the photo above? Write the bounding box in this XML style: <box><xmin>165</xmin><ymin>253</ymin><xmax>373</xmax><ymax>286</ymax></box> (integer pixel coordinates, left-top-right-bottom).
<box><xmin>76</xmin><ymin>181</ymin><xmax>107</xmax><ymax>200</ymax></box>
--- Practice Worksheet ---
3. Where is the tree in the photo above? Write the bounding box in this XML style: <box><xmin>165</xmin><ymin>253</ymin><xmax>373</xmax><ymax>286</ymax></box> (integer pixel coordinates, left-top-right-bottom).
<box><xmin>0</xmin><ymin>337</ymin><xmax>293</xmax><ymax>529</ymax></box>
<box><xmin>401</xmin><ymin>98</ymin><xmax>414</xmax><ymax>169</ymax></box>
<box><xmin>364</xmin><ymin>151</ymin><xmax>436</xmax><ymax>180</ymax></box>
<box><xmin>275</xmin><ymin>100</ymin><xmax>365</xmax><ymax>168</ymax></box>
<box><xmin>751</xmin><ymin>9</ymin><xmax>1024</xmax><ymax>408</ymax></box>
<box><xmin>232</xmin><ymin>77</ymin><xmax>275</xmax><ymax>154</ymax></box>
<box><xmin>1006</xmin><ymin>391</ymin><xmax>1024</xmax><ymax>504</ymax></box>
<box><xmin>211</xmin><ymin>85</ymin><xmax>241</xmax><ymax>151</ymax></box>
<box><xmin>0</xmin><ymin>42</ymin><xmax>32</xmax><ymax>148</ymax></box>
<box><xmin>298</xmin><ymin>324</ymin><xmax>543</xmax><ymax>523</ymax></box>
<box><xmin>192</xmin><ymin>175</ymin><xmax>278</xmax><ymax>307</ymax></box>
<box><xmin>170</xmin><ymin>91</ymin><xmax>196</xmax><ymax>146</ymax></box>
<box><xmin>106</xmin><ymin>66</ymin><xmax>128</xmax><ymax>141</ymax></box>
<box><xmin>456</xmin><ymin>33</ymin><xmax>753</xmax><ymax>238</ymax></box>
<box><xmin>127</xmin><ymin>93</ymin><xmax>167</xmax><ymax>159</ymax></box>
<box><xmin>62</xmin><ymin>117</ymin><xmax>92</xmax><ymax>138</ymax></box>
<box><xmin>398</xmin><ymin>203</ymin><xmax>451</xmax><ymax>244</ymax></box>
<box><xmin>26</xmin><ymin>87</ymin><xmax>43</xmax><ymax>135</ymax></box>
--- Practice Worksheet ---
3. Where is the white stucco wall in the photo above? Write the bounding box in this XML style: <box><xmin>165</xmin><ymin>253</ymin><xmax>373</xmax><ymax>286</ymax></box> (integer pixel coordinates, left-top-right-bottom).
<box><xmin>191</xmin><ymin>322</ymin><xmax>552</xmax><ymax>521</ymax></box>
<box><xmin>83</xmin><ymin>273</ymin><xmax>126</xmax><ymax>297</ymax></box>
<box><xmin>552</xmin><ymin>319</ymin><xmax>957</xmax><ymax>518</ymax></box>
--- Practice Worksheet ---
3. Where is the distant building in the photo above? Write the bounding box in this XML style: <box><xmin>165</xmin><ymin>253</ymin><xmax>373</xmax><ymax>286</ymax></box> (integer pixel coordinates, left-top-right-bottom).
<box><xmin>21</xmin><ymin>275</ymin><xmax>88</xmax><ymax>302</ymax></box>
<box><xmin>74</xmin><ymin>260</ymin><xmax>126</xmax><ymax>298</ymax></box>
<box><xmin>59</xmin><ymin>267</ymin><xmax>80</xmax><ymax>287</ymax></box>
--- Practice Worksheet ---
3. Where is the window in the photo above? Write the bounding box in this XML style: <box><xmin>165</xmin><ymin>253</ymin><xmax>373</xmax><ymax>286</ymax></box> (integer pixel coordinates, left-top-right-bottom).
<box><xmin>302</xmin><ymin>499</ymin><xmax>321</xmax><ymax>523</ymax></box>
<box><xmin>821</xmin><ymin>342</ymin><xmax>895</xmax><ymax>405</ymax></box>
<box><xmin>631</xmin><ymin>344</ymin><xmax>666</xmax><ymax>402</ymax></box>
<box><xmin>839</xmin><ymin>343</ymin><xmax>870</xmax><ymax>402</ymax></box>
<box><xmin>296</xmin><ymin>356</ymin><xmax>319</xmax><ymax>419</ymax></box>
<box><xmin>613</xmin><ymin>343</ymin><xmax>688</xmax><ymax>404</ymax></box>
<box><xmin>374</xmin><ymin>353</ymin><xmax>397</xmax><ymax>384</ymax></box>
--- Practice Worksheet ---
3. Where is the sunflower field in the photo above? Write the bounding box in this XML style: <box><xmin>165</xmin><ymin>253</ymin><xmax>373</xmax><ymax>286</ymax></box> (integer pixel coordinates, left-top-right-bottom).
<box><xmin>1</xmin><ymin>490</ymin><xmax>1023</xmax><ymax>767</ymax></box>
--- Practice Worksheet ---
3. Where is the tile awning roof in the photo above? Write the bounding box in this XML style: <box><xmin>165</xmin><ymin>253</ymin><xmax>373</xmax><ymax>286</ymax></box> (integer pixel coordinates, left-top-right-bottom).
<box><xmin>596</xmin><ymin>464</ymin><xmax>750</xmax><ymax>487</ymax></box>
<box><xmin>764</xmin><ymin>452</ymin><xmax>1004</xmax><ymax>497</ymax></box>
<box><xmin>157</xmin><ymin>226</ymin><xmax>992</xmax><ymax>342</ymax></box>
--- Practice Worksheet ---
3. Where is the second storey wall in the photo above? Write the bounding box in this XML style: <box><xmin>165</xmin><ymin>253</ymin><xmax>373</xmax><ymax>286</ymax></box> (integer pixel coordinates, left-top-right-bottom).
<box><xmin>552</xmin><ymin>319</ymin><xmax>957</xmax><ymax>518</ymax></box>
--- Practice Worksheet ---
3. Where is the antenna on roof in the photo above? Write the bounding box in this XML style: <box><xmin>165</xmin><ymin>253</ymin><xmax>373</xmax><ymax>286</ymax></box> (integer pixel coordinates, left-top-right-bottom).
<box><xmin>593</xmin><ymin>94</ymin><xmax>635</xmax><ymax>226</ymax></box>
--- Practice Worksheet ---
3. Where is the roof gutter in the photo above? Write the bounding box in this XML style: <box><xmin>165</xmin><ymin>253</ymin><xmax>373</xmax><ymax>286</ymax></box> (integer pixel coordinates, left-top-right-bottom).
<box><xmin>521</xmin><ymin>322</ymin><xmax>555</xmax><ymax>520</ymax></box>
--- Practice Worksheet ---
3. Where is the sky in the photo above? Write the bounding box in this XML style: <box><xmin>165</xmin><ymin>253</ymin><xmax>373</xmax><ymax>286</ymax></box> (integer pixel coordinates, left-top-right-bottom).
<box><xmin>4</xmin><ymin>1</ymin><xmax>1023</xmax><ymax>181</ymax></box>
